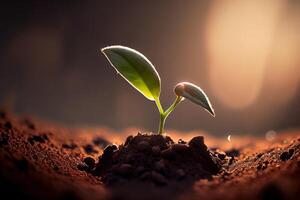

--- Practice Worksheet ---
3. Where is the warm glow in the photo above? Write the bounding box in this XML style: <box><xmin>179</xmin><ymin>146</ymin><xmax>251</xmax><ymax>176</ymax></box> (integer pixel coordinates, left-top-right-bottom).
<box><xmin>264</xmin><ymin>9</ymin><xmax>300</xmax><ymax>105</ymax></box>
<box><xmin>205</xmin><ymin>0</ymin><xmax>285</xmax><ymax>109</ymax></box>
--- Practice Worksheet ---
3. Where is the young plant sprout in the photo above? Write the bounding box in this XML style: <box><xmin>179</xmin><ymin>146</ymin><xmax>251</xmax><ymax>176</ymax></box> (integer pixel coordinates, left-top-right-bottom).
<box><xmin>101</xmin><ymin>45</ymin><xmax>215</xmax><ymax>134</ymax></box>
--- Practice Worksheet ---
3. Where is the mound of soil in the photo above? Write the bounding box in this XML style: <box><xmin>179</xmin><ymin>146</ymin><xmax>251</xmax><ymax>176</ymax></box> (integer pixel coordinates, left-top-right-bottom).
<box><xmin>0</xmin><ymin>111</ymin><xmax>300</xmax><ymax>200</ymax></box>
<box><xmin>91</xmin><ymin>133</ymin><xmax>222</xmax><ymax>187</ymax></box>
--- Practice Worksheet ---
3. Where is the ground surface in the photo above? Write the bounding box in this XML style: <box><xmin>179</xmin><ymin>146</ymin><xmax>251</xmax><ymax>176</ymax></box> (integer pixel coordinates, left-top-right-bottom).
<box><xmin>0</xmin><ymin>111</ymin><xmax>299</xmax><ymax>200</ymax></box>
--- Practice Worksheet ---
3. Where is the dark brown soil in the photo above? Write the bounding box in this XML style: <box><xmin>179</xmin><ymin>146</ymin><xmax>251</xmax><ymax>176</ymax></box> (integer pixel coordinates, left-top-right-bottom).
<box><xmin>91</xmin><ymin>134</ymin><xmax>223</xmax><ymax>196</ymax></box>
<box><xmin>0</xmin><ymin>110</ymin><xmax>300</xmax><ymax>200</ymax></box>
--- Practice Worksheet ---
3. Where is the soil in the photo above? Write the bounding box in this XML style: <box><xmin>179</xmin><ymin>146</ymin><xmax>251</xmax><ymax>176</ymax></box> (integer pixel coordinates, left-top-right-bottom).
<box><xmin>0</xmin><ymin>110</ymin><xmax>299</xmax><ymax>200</ymax></box>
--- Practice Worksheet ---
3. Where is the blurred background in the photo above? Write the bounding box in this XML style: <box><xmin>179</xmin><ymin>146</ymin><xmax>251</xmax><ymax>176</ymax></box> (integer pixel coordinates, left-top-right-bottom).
<box><xmin>0</xmin><ymin>0</ymin><xmax>300</xmax><ymax>136</ymax></box>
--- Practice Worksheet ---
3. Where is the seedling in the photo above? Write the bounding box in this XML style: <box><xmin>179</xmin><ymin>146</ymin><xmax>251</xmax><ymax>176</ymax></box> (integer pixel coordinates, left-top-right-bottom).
<box><xmin>101</xmin><ymin>45</ymin><xmax>215</xmax><ymax>134</ymax></box>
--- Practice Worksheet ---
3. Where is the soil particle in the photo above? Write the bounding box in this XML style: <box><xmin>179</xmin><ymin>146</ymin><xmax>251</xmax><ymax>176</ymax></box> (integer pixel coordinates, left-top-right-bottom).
<box><xmin>151</xmin><ymin>145</ymin><xmax>161</xmax><ymax>156</ymax></box>
<box><xmin>154</xmin><ymin>159</ymin><xmax>166</xmax><ymax>172</ymax></box>
<box><xmin>188</xmin><ymin>136</ymin><xmax>206</xmax><ymax>151</ymax></box>
<box><xmin>171</xmin><ymin>144</ymin><xmax>191</xmax><ymax>156</ymax></box>
<box><xmin>28</xmin><ymin>134</ymin><xmax>48</xmax><ymax>145</ymax></box>
<box><xmin>83</xmin><ymin>144</ymin><xmax>98</xmax><ymax>154</ymax></box>
<box><xmin>124</xmin><ymin>154</ymin><xmax>134</xmax><ymax>163</ymax></box>
<box><xmin>77</xmin><ymin>163</ymin><xmax>90</xmax><ymax>172</ymax></box>
<box><xmin>137</xmin><ymin>141</ymin><xmax>151</xmax><ymax>152</ymax></box>
<box><xmin>225</xmin><ymin>149</ymin><xmax>240</xmax><ymax>157</ymax></box>
<box><xmin>228</xmin><ymin>156</ymin><xmax>236</xmax><ymax>165</ymax></box>
<box><xmin>178</xmin><ymin>139</ymin><xmax>187</xmax><ymax>144</ymax></box>
<box><xmin>149</xmin><ymin>134</ymin><xmax>172</xmax><ymax>149</ymax></box>
<box><xmin>124</xmin><ymin>135</ymin><xmax>133</xmax><ymax>146</ymax></box>
<box><xmin>62</xmin><ymin>142</ymin><xmax>78</xmax><ymax>149</ymax></box>
<box><xmin>83</xmin><ymin>157</ymin><xmax>95</xmax><ymax>169</ymax></box>
<box><xmin>217</xmin><ymin>152</ymin><xmax>226</xmax><ymax>160</ymax></box>
<box><xmin>103</xmin><ymin>145</ymin><xmax>118</xmax><ymax>155</ymax></box>
<box><xmin>256</xmin><ymin>152</ymin><xmax>263</xmax><ymax>159</ymax></box>
<box><xmin>172</xmin><ymin>143</ymin><xmax>190</xmax><ymax>154</ymax></box>
<box><xmin>280</xmin><ymin>149</ymin><xmax>294</xmax><ymax>161</ymax></box>
<box><xmin>53</xmin><ymin>165</ymin><xmax>59</xmax><ymax>171</ymax></box>
<box><xmin>117</xmin><ymin>164</ymin><xmax>132</xmax><ymax>176</ymax></box>
<box><xmin>93</xmin><ymin>137</ymin><xmax>110</xmax><ymax>148</ymax></box>
<box><xmin>257</xmin><ymin>161</ymin><xmax>269</xmax><ymax>170</ymax></box>
<box><xmin>161</xmin><ymin>147</ymin><xmax>176</xmax><ymax>159</ymax></box>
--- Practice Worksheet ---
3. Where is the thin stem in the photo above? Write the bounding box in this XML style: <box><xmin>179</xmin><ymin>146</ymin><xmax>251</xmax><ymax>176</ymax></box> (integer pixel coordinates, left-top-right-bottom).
<box><xmin>154</xmin><ymin>97</ymin><xmax>164</xmax><ymax>114</ymax></box>
<box><xmin>158</xmin><ymin>113</ymin><xmax>166</xmax><ymax>135</ymax></box>
<box><xmin>154</xmin><ymin>98</ymin><xmax>165</xmax><ymax>134</ymax></box>
<box><xmin>164</xmin><ymin>96</ymin><xmax>183</xmax><ymax>117</ymax></box>
<box><xmin>154</xmin><ymin>96</ymin><xmax>184</xmax><ymax>134</ymax></box>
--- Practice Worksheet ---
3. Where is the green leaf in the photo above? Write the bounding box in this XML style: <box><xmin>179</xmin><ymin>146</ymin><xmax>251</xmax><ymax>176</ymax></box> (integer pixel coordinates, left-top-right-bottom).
<box><xmin>101</xmin><ymin>45</ymin><xmax>161</xmax><ymax>101</ymax></box>
<box><xmin>174</xmin><ymin>82</ymin><xmax>215</xmax><ymax>116</ymax></box>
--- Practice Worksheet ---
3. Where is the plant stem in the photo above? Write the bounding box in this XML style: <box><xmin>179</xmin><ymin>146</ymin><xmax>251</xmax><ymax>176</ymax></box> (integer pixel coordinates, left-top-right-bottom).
<box><xmin>155</xmin><ymin>96</ymin><xmax>183</xmax><ymax>134</ymax></box>
<box><xmin>158</xmin><ymin>113</ymin><xmax>166</xmax><ymax>135</ymax></box>
<box><xmin>154</xmin><ymin>97</ymin><xmax>164</xmax><ymax>114</ymax></box>
<box><xmin>164</xmin><ymin>96</ymin><xmax>183</xmax><ymax>118</ymax></box>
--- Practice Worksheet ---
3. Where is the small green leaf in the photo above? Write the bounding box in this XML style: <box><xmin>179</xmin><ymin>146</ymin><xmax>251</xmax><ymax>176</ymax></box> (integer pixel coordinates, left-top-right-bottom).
<box><xmin>101</xmin><ymin>45</ymin><xmax>161</xmax><ymax>101</ymax></box>
<box><xmin>174</xmin><ymin>82</ymin><xmax>215</xmax><ymax>116</ymax></box>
